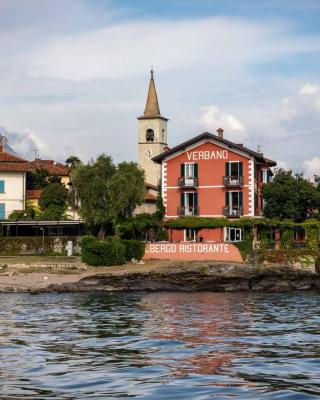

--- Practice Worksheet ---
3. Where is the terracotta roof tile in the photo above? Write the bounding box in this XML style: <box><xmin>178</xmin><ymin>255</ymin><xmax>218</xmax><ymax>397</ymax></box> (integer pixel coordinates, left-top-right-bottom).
<box><xmin>0</xmin><ymin>162</ymin><xmax>30</xmax><ymax>172</ymax></box>
<box><xmin>26</xmin><ymin>189</ymin><xmax>43</xmax><ymax>200</ymax></box>
<box><xmin>145</xmin><ymin>192</ymin><xmax>157</xmax><ymax>201</ymax></box>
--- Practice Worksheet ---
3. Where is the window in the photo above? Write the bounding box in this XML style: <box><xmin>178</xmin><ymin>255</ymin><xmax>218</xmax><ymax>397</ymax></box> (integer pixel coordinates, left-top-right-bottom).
<box><xmin>0</xmin><ymin>203</ymin><xmax>5</xmax><ymax>220</ymax></box>
<box><xmin>185</xmin><ymin>163</ymin><xmax>194</xmax><ymax>178</ymax></box>
<box><xmin>185</xmin><ymin>228</ymin><xmax>197</xmax><ymax>241</ymax></box>
<box><xmin>225</xmin><ymin>227</ymin><xmax>243</xmax><ymax>242</ymax></box>
<box><xmin>0</xmin><ymin>180</ymin><xmax>4</xmax><ymax>193</ymax></box>
<box><xmin>261</xmin><ymin>170</ymin><xmax>268</xmax><ymax>183</ymax></box>
<box><xmin>225</xmin><ymin>161</ymin><xmax>243</xmax><ymax>177</ymax></box>
<box><xmin>146</xmin><ymin>129</ymin><xmax>154</xmax><ymax>142</ymax></box>
<box><xmin>181</xmin><ymin>163</ymin><xmax>198</xmax><ymax>179</ymax></box>
<box><xmin>225</xmin><ymin>191</ymin><xmax>243</xmax><ymax>212</ymax></box>
<box><xmin>180</xmin><ymin>192</ymin><xmax>198</xmax><ymax>215</ymax></box>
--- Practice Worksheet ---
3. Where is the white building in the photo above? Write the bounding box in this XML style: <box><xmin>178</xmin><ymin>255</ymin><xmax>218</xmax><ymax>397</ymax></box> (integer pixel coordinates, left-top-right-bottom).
<box><xmin>0</xmin><ymin>136</ymin><xmax>29</xmax><ymax>219</ymax></box>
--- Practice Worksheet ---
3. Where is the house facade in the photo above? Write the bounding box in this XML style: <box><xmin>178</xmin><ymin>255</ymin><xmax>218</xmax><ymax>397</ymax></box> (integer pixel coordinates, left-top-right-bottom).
<box><xmin>153</xmin><ymin>129</ymin><xmax>276</xmax><ymax>243</ymax></box>
<box><xmin>0</xmin><ymin>136</ymin><xmax>29</xmax><ymax>219</ymax></box>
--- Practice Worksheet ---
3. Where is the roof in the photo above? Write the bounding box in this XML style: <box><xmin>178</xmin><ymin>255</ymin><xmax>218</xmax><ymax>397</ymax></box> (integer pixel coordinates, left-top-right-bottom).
<box><xmin>0</xmin><ymin>152</ymin><xmax>29</xmax><ymax>163</ymax></box>
<box><xmin>138</xmin><ymin>70</ymin><xmax>168</xmax><ymax>121</ymax></box>
<box><xmin>0</xmin><ymin>149</ymin><xmax>30</xmax><ymax>172</ymax></box>
<box><xmin>30</xmin><ymin>159</ymin><xmax>69</xmax><ymax>176</ymax></box>
<box><xmin>0</xmin><ymin>162</ymin><xmax>30</xmax><ymax>172</ymax></box>
<box><xmin>26</xmin><ymin>189</ymin><xmax>43</xmax><ymax>200</ymax></box>
<box><xmin>144</xmin><ymin>181</ymin><xmax>158</xmax><ymax>190</ymax></box>
<box><xmin>145</xmin><ymin>192</ymin><xmax>157</xmax><ymax>201</ymax></box>
<box><xmin>152</xmin><ymin>132</ymin><xmax>277</xmax><ymax>166</ymax></box>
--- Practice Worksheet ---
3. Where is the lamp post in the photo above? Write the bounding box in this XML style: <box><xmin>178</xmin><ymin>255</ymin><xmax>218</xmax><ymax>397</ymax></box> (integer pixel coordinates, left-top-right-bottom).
<box><xmin>39</xmin><ymin>227</ymin><xmax>45</xmax><ymax>255</ymax></box>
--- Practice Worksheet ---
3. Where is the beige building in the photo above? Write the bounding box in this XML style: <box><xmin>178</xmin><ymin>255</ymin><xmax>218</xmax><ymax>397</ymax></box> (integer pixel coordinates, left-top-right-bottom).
<box><xmin>135</xmin><ymin>71</ymin><xmax>168</xmax><ymax>215</ymax></box>
<box><xmin>138</xmin><ymin>70</ymin><xmax>168</xmax><ymax>187</ymax></box>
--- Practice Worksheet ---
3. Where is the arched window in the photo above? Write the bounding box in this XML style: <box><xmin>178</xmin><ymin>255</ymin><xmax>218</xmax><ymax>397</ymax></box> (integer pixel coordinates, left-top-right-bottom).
<box><xmin>146</xmin><ymin>129</ymin><xmax>154</xmax><ymax>142</ymax></box>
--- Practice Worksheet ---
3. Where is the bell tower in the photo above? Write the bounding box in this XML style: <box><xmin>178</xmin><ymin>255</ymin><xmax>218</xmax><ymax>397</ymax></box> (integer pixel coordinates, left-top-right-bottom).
<box><xmin>138</xmin><ymin>69</ymin><xmax>168</xmax><ymax>186</ymax></box>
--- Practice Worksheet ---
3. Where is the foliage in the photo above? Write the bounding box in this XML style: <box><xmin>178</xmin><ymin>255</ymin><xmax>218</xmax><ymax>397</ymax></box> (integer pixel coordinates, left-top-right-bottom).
<box><xmin>39</xmin><ymin>182</ymin><xmax>69</xmax><ymax>220</ymax></box>
<box><xmin>261</xmin><ymin>248</ymin><xmax>317</xmax><ymax>265</ymax></box>
<box><xmin>65</xmin><ymin>155</ymin><xmax>81</xmax><ymax>169</ymax></box>
<box><xmin>122</xmin><ymin>239</ymin><xmax>146</xmax><ymax>261</ymax></box>
<box><xmin>164</xmin><ymin>216</ymin><xmax>320</xmax><ymax>230</ymax></box>
<box><xmin>26</xmin><ymin>168</ymin><xmax>61</xmax><ymax>189</ymax></box>
<box><xmin>232</xmin><ymin>229</ymin><xmax>253</xmax><ymax>260</ymax></box>
<box><xmin>155</xmin><ymin>183</ymin><xmax>165</xmax><ymax>220</ymax></box>
<box><xmin>118</xmin><ymin>213</ymin><xmax>162</xmax><ymax>240</ymax></box>
<box><xmin>81</xmin><ymin>235</ymin><xmax>126</xmax><ymax>266</ymax></box>
<box><xmin>9</xmin><ymin>206</ymin><xmax>38</xmax><ymax>221</ymax></box>
<box><xmin>0</xmin><ymin>236</ymin><xmax>78</xmax><ymax>256</ymax></box>
<box><xmin>305</xmin><ymin>226</ymin><xmax>319</xmax><ymax>252</ymax></box>
<box><xmin>72</xmin><ymin>155</ymin><xmax>145</xmax><ymax>239</ymax></box>
<box><xmin>280</xmin><ymin>229</ymin><xmax>294</xmax><ymax>249</ymax></box>
<box><xmin>261</xmin><ymin>169</ymin><xmax>320</xmax><ymax>222</ymax></box>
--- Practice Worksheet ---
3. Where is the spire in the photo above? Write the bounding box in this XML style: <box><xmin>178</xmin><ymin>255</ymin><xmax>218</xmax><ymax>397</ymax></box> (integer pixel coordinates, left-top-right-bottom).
<box><xmin>143</xmin><ymin>68</ymin><xmax>161</xmax><ymax>117</ymax></box>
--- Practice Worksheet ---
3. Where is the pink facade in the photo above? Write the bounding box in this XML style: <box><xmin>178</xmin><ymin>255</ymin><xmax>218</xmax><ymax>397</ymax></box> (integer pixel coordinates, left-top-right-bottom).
<box><xmin>152</xmin><ymin>131</ymin><xmax>276</xmax><ymax>247</ymax></box>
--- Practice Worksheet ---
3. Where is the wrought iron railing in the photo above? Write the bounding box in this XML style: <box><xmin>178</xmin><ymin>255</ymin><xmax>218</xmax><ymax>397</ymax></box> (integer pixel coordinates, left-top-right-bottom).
<box><xmin>223</xmin><ymin>176</ymin><xmax>244</xmax><ymax>187</ymax></box>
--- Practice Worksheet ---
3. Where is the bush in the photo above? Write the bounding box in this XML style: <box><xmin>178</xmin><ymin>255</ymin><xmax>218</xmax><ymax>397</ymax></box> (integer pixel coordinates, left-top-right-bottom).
<box><xmin>81</xmin><ymin>235</ymin><xmax>125</xmax><ymax>266</ymax></box>
<box><xmin>123</xmin><ymin>239</ymin><xmax>145</xmax><ymax>260</ymax></box>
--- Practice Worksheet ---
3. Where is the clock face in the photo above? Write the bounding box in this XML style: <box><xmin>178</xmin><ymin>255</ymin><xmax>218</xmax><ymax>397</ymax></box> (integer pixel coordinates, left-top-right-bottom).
<box><xmin>145</xmin><ymin>149</ymin><xmax>152</xmax><ymax>158</ymax></box>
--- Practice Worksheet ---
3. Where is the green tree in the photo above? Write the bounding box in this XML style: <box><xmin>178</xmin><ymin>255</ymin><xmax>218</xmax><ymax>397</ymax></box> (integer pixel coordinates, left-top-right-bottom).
<box><xmin>26</xmin><ymin>168</ymin><xmax>49</xmax><ymax>189</ymax></box>
<box><xmin>26</xmin><ymin>168</ymin><xmax>61</xmax><ymax>189</ymax></box>
<box><xmin>65</xmin><ymin>155</ymin><xmax>81</xmax><ymax>169</ymax></box>
<box><xmin>261</xmin><ymin>169</ymin><xmax>320</xmax><ymax>222</ymax></box>
<box><xmin>39</xmin><ymin>182</ymin><xmax>68</xmax><ymax>220</ymax></box>
<box><xmin>72</xmin><ymin>155</ymin><xmax>145</xmax><ymax>239</ymax></box>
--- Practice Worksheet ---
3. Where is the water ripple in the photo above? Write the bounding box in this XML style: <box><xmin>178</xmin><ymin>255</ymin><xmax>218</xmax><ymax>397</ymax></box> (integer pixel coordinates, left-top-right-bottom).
<box><xmin>0</xmin><ymin>292</ymin><xmax>319</xmax><ymax>399</ymax></box>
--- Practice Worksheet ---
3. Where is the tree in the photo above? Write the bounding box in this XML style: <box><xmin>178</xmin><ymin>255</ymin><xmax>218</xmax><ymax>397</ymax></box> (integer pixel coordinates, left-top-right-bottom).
<box><xmin>26</xmin><ymin>168</ymin><xmax>61</xmax><ymax>189</ymax></box>
<box><xmin>71</xmin><ymin>155</ymin><xmax>145</xmax><ymax>239</ymax></box>
<box><xmin>39</xmin><ymin>182</ymin><xmax>68</xmax><ymax>220</ymax></box>
<box><xmin>65</xmin><ymin>155</ymin><xmax>81</xmax><ymax>169</ymax></box>
<box><xmin>261</xmin><ymin>169</ymin><xmax>320</xmax><ymax>222</ymax></box>
<box><xmin>26</xmin><ymin>168</ymin><xmax>49</xmax><ymax>189</ymax></box>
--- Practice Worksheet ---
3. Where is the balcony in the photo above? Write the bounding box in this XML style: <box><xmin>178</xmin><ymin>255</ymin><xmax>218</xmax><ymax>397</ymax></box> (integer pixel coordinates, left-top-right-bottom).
<box><xmin>223</xmin><ymin>176</ymin><xmax>244</xmax><ymax>187</ymax></box>
<box><xmin>178</xmin><ymin>206</ymin><xmax>199</xmax><ymax>216</ymax></box>
<box><xmin>178</xmin><ymin>177</ymin><xmax>198</xmax><ymax>188</ymax></box>
<box><xmin>223</xmin><ymin>206</ymin><xmax>243</xmax><ymax>218</ymax></box>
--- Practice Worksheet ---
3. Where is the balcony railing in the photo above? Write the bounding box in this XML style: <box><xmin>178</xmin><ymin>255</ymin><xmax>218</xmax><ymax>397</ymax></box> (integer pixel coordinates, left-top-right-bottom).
<box><xmin>178</xmin><ymin>206</ymin><xmax>199</xmax><ymax>216</ymax></box>
<box><xmin>223</xmin><ymin>176</ymin><xmax>244</xmax><ymax>187</ymax></box>
<box><xmin>223</xmin><ymin>206</ymin><xmax>243</xmax><ymax>218</ymax></box>
<box><xmin>178</xmin><ymin>177</ymin><xmax>199</xmax><ymax>188</ymax></box>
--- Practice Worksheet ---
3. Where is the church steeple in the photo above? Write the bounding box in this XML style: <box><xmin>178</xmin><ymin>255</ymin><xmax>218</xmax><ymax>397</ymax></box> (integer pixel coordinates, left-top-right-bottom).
<box><xmin>138</xmin><ymin>70</ymin><xmax>168</xmax><ymax>186</ymax></box>
<box><xmin>143</xmin><ymin>69</ymin><xmax>161</xmax><ymax>117</ymax></box>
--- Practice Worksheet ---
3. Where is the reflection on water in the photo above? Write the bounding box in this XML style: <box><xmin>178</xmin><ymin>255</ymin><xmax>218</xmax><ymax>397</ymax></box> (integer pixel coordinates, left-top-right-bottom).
<box><xmin>0</xmin><ymin>292</ymin><xmax>320</xmax><ymax>399</ymax></box>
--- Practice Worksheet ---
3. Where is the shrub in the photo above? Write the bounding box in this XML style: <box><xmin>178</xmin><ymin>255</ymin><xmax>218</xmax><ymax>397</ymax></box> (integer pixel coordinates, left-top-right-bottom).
<box><xmin>81</xmin><ymin>236</ymin><xmax>104</xmax><ymax>266</ymax></box>
<box><xmin>81</xmin><ymin>235</ymin><xmax>125</xmax><ymax>266</ymax></box>
<box><xmin>123</xmin><ymin>239</ymin><xmax>145</xmax><ymax>260</ymax></box>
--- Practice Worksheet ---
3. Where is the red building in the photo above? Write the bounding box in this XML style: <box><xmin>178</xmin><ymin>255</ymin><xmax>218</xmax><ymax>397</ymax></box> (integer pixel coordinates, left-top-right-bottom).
<box><xmin>153</xmin><ymin>129</ymin><xmax>276</xmax><ymax>243</ymax></box>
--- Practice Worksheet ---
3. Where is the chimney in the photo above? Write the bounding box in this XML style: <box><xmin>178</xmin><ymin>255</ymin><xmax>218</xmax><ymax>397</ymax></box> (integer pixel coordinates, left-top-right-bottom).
<box><xmin>216</xmin><ymin>128</ymin><xmax>224</xmax><ymax>139</ymax></box>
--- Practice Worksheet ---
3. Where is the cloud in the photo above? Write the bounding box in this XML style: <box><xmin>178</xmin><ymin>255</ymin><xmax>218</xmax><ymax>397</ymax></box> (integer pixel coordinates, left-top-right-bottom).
<box><xmin>0</xmin><ymin>1</ymin><xmax>320</xmax><ymax>171</ymax></box>
<box><xmin>303</xmin><ymin>156</ymin><xmax>320</xmax><ymax>179</ymax></box>
<box><xmin>299</xmin><ymin>83</ymin><xmax>320</xmax><ymax>95</ymax></box>
<box><xmin>1</xmin><ymin>16</ymin><xmax>317</xmax><ymax>81</ymax></box>
<box><xmin>190</xmin><ymin>105</ymin><xmax>248</xmax><ymax>142</ymax></box>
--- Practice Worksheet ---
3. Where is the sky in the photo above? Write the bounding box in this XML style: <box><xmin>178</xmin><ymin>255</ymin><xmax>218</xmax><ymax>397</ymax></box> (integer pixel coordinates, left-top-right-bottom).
<box><xmin>0</xmin><ymin>0</ymin><xmax>320</xmax><ymax>177</ymax></box>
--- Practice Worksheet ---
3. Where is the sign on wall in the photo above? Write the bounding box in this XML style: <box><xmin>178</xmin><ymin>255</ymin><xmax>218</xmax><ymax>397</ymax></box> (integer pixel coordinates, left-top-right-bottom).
<box><xmin>144</xmin><ymin>242</ymin><xmax>243</xmax><ymax>262</ymax></box>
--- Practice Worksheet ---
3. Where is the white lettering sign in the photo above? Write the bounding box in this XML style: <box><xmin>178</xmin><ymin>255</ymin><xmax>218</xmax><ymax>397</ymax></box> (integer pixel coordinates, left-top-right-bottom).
<box><xmin>187</xmin><ymin>150</ymin><xmax>228</xmax><ymax>161</ymax></box>
<box><xmin>145</xmin><ymin>243</ymin><xmax>230</xmax><ymax>254</ymax></box>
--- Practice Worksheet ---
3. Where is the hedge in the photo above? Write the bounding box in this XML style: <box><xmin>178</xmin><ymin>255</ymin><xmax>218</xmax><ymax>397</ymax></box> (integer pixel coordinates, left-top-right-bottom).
<box><xmin>0</xmin><ymin>236</ymin><xmax>78</xmax><ymax>256</ymax></box>
<box><xmin>81</xmin><ymin>236</ymin><xmax>126</xmax><ymax>266</ymax></box>
<box><xmin>163</xmin><ymin>216</ymin><xmax>320</xmax><ymax>230</ymax></box>
<box><xmin>122</xmin><ymin>239</ymin><xmax>145</xmax><ymax>261</ymax></box>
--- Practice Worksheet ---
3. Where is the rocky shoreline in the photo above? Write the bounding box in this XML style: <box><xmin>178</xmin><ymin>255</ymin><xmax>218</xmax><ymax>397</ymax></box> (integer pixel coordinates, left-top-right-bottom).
<box><xmin>0</xmin><ymin>261</ymin><xmax>319</xmax><ymax>294</ymax></box>
<box><xmin>15</xmin><ymin>262</ymin><xmax>320</xmax><ymax>294</ymax></box>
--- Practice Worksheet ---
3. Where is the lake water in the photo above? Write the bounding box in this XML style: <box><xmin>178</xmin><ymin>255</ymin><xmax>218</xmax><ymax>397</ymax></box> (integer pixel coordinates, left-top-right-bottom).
<box><xmin>0</xmin><ymin>292</ymin><xmax>319</xmax><ymax>399</ymax></box>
